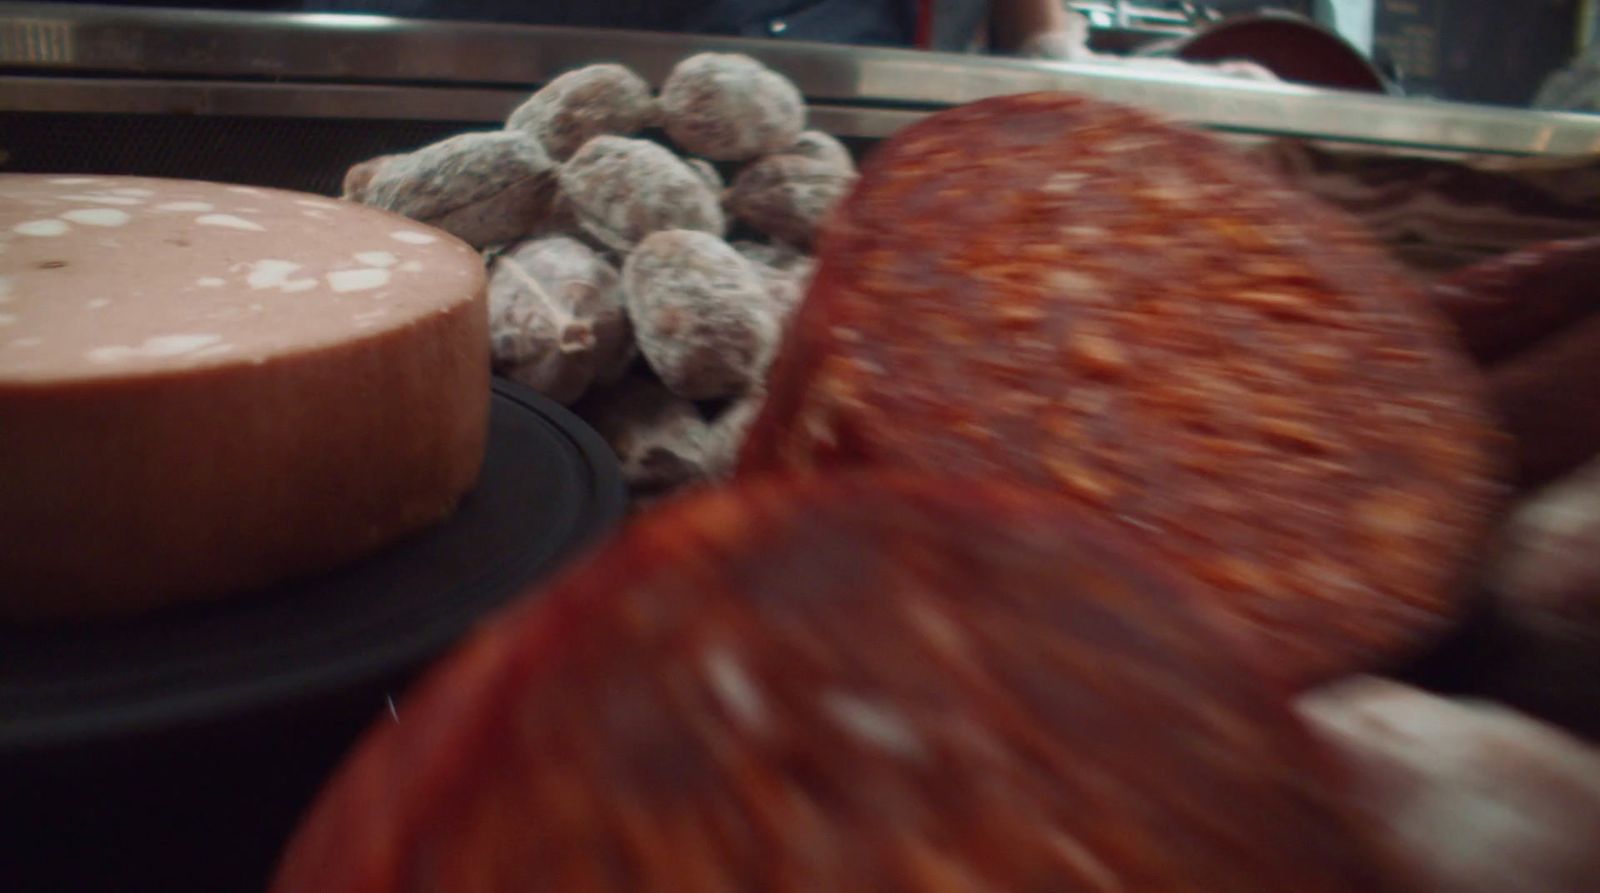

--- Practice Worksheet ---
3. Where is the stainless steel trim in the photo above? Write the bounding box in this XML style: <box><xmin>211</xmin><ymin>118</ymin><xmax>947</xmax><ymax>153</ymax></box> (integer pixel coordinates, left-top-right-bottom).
<box><xmin>0</xmin><ymin>76</ymin><xmax>928</xmax><ymax>140</ymax></box>
<box><xmin>0</xmin><ymin>77</ymin><xmax>525</xmax><ymax>122</ymax></box>
<box><xmin>4</xmin><ymin>3</ymin><xmax>1600</xmax><ymax>156</ymax></box>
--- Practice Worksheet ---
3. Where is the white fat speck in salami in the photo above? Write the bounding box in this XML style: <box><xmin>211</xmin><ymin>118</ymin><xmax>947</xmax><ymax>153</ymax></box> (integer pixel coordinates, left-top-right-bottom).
<box><xmin>0</xmin><ymin>173</ymin><xmax>489</xmax><ymax>620</ymax></box>
<box><xmin>390</xmin><ymin>230</ymin><xmax>437</xmax><ymax>245</ymax></box>
<box><xmin>227</xmin><ymin>186</ymin><xmax>266</xmax><ymax>195</ymax></box>
<box><xmin>49</xmin><ymin>177</ymin><xmax>99</xmax><ymax>185</ymax></box>
<box><xmin>703</xmin><ymin>645</ymin><xmax>768</xmax><ymax>731</ymax></box>
<box><xmin>820</xmin><ymin>690</ymin><xmax>927</xmax><ymax>759</ymax></box>
<box><xmin>327</xmin><ymin>268</ymin><xmax>390</xmax><ymax>293</ymax></box>
<box><xmin>354</xmin><ymin>251</ymin><xmax>397</xmax><ymax>267</ymax></box>
<box><xmin>398</xmin><ymin>260</ymin><xmax>424</xmax><ymax>273</ymax></box>
<box><xmin>197</xmin><ymin>214</ymin><xmax>266</xmax><ymax>232</ymax></box>
<box><xmin>60</xmin><ymin>209</ymin><xmax>131</xmax><ymax>228</ymax></box>
<box><xmin>0</xmin><ymin>314</ymin><xmax>16</xmax><ymax>326</ymax></box>
<box><xmin>14</xmin><ymin>220</ymin><xmax>69</xmax><ymax>237</ymax></box>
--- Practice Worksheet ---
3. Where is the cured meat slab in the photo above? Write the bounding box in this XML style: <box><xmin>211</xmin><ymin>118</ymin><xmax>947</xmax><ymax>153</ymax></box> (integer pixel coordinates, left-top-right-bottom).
<box><xmin>273</xmin><ymin>475</ymin><xmax>1412</xmax><ymax>893</ymax></box>
<box><xmin>1428</xmin><ymin>234</ymin><xmax>1600</xmax><ymax>366</ymax></box>
<box><xmin>741</xmin><ymin>93</ymin><xmax>1501</xmax><ymax>687</ymax></box>
<box><xmin>0</xmin><ymin>175</ymin><xmax>489</xmax><ymax>620</ymax></box>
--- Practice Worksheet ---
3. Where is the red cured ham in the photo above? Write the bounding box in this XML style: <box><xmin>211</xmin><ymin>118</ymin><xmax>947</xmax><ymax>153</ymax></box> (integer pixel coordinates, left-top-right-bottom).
<box><xmin>273</xmin><ymin>475</ymin><xmax>1413</xmax><ymax>893</ymax></box>
<box><xmin>742</xmin><ymin>93</ymin><xmax>1501</xmax><ymax>687</ymax></box>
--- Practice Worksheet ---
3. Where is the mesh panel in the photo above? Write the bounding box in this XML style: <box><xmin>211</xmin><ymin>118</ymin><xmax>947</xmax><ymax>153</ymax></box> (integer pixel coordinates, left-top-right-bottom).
<box><xmin>0</xmin><ymin>112</ymin><xmax>481</xmax><ymax>195</ymax></box>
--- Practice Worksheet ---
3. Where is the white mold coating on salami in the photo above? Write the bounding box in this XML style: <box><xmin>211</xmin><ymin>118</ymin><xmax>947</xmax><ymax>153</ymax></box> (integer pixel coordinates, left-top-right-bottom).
<box><xmin>623</xmin><ymin>229</ymin><xmax>775</xmax><ymax>400</ymax></box>
<box><xmin>1489</xmin><ymin>457</ymin><xmax>1600</xmax><ymax>641</ymax></box>
<box><xmin>360</xmin><ymin>131</ymin><xmax>562</xmax><ymax>249</ymax></box>
<box><xmin>1300</xmin><ymin>677</ymin><xmax>1600</xmax><ymax>893</ymax></box>
<box><xmin>659</xmin><ymin>53</ymin><xmax>806</xmax><ymax>162</ymax></box>
<box><xmin>780</xmin><ymin>130</ymin><xmax>856</xmax><ymax>173</ymax></box>
<box><xmin>505</xmin><ymin>64</ymin><xmax>656</xmax><ymax>161</ymax></box>
<box><xmin>558</xmin><ymin>136</ymin><xmax>725</xmax><ymax>253</ymax></box>
<box><xmin>488</xmin><ymin>236</ymin><xmax>631</xmax><ymax>405</ymax></box>
<box><xmin>732</xmin><ymin>240</ymin><xmax>815</xmax><ymax>320</ymax></box>
<box><xmin>341</xmin><ymin>153</ymin><xmax>399</xmax><ymax>202</ymax></box>
<box><xmin>725</xmin><ymin>154</ymin><xmax>855</xmax><ymax>250</ymax></box>
<box><xmin>685</xmin><ymin>157</ymin><xmax>725</xmax><ymax>193</ymax></box>
<box><xmin>574</xmin><ymin>373</ymin><xmax>711</xmax><ymax>494</ymax></box>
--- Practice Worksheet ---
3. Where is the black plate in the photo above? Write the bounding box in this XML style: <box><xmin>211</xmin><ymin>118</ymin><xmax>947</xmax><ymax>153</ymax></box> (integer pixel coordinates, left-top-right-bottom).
<box><xmin>0</xmin><ymin>378</ymin><xmax>625</xmax><ymax>756</ymax></box>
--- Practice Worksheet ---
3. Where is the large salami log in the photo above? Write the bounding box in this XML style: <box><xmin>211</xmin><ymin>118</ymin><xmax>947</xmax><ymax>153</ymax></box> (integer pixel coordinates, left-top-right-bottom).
<box><xmin>273</xmin><ymin>475</ymin><xmax>1413</xmax><ymax>893</ymax></box>
<box><xmin>1427</xmin><ymin>234</ymin><xmax>1600</xmax><ymax>366</ymax></box>
<box><xmin>742</xmin><ymin>93</ymin><xmax>1501</xmax><ymax>688</ymax></box>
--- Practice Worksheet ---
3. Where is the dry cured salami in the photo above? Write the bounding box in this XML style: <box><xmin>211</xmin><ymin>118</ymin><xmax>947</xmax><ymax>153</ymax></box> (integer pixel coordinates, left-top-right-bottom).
<box><xmin>1428</xmin><ymin>234</ymin><xmax>1600</xmax><ymax>365</ymax></box>
<box><xmin>742</xmin><ymin>93</ymin><xmax>1501</xmax><ymax>687</ymax></box>
<box><xmin>273</xmin><ymin>475</ymin><xmax>1411</xmax><ymax>893</ymax></box>
<box><xmin>1488</xmin><ymin>313</ymin><xmax>1600</xmax><ymax>490</ymax></box>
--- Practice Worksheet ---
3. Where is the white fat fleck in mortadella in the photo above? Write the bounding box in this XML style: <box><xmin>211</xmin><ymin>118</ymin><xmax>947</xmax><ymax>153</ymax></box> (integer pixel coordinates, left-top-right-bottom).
<box><xmin>327</xmin><ymin>268</ymin><xmax>392</xmax><ymax>293</ymax></box>
<box><xmin>196</xmin><ymin>214</ymin><xmax>265</xmax><ymax>232</ymax></box>
<box><xmin>60</xmin><ymin>209</ymin><xmax>131</xmax><ymax>228</ymax></box>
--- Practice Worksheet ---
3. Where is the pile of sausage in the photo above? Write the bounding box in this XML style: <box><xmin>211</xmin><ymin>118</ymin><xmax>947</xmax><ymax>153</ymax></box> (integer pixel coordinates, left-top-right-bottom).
<box><xmin>290</xmin><ymin>92</ymin><xmax>1600</xmax><ymax>892</ymax></box>
<box><xmin>343</xmin><ymin>54</ymin><xmax>855</xmax><ymax>496</ymax></box>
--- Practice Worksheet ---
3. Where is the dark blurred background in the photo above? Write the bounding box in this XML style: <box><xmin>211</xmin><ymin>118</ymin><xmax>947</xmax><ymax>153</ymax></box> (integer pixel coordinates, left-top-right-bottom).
<box><xmin>27</xmin><ymin>2</ymin><xmax>1598</xmax><ymax>106</ymax></box>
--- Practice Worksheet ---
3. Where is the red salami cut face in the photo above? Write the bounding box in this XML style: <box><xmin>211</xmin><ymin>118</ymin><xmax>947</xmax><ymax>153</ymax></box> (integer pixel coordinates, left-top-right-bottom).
<box><xmin>742</xmin><ymin>92</ymin><xmax>1501</xmax><ymax>688</ymax></box>
<box><xmin>274</xmin><ymin>475</ymin><xmax>1412</xmax><ymax>893</ymax></box>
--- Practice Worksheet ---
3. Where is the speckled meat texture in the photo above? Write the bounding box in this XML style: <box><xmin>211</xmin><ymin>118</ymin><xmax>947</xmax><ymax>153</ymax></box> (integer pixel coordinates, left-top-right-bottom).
<box><xmin>360</xmin><ymin>131</ymin><xmax>562</xmax><ymax>249</ymax></box>
<box><xmin>1299</xmin><ymin>677</ymin><xmax>1600</xmax><ymax>893</ymax></box>
<box><xmin>0</xmin><ymin>175</ymin><xmax>489</xmax><ymax>620</ymax></box>
<box><xmin>487</xmin><ymin>236</ymin><xmax>632</xmax><ymax>405</ymax></box>
<box><xmin>273</xmin><ymin>475</ymin><xmax>1414</xmax><ymax>893</ymax></box>
<box><xmin>505</xmin><ymin>64</ymin><xmax>657</xmax><ymax>161</ymax></box>
<box><xmin>1428</xmin><ymin>235</ymin><xmax>1600</xmax><ymax>365</ymax></box>
<box><xmin>558</xmin><ymin>136</ymin><xmax>725</xmax><ymax>252</ymax></box>
<box><xmin>623</xmin><ymin>229</ymin><xmax>777</xmax><ymax>400</ymax></box>
<box><xmin>726</xmin><ymin>155</ymin><xmax>856</xmax><ymax>250</ymax></box>
<box><xmin>742</xmin><ymin>93</ymin><xmax>1502</xmax><ymax>688</ymax></box>
<box><xmin>659</xmin><ymin>53</ymin><xmax>806</xmax><ymax>161</ymax></box>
